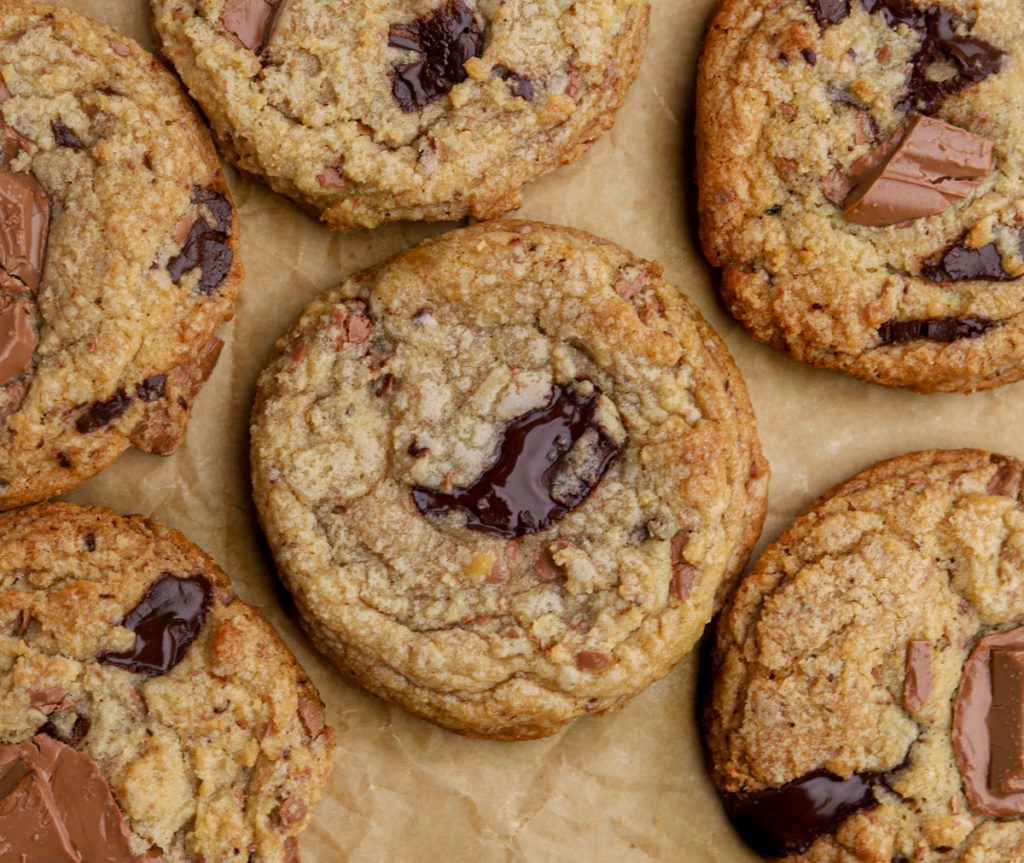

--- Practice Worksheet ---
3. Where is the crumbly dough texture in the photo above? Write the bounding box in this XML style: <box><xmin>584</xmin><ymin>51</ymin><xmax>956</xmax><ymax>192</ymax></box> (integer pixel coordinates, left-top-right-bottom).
<box><xmin>697</xmin><ymin>0</ymin><xmax>1024</xmax><ymax>392</ymax></box>
<box><xmin>0</xmin><ymin>503</ymin><xmax>335</xmax><ymax>863</ymax></box>
<box><xmin>705</xmin><ymin>449</ymin><xmax>1024</xmax><ymax>862</ymax></box>
<box><xmin>150</xmin><ymin>0</ymin><xmax>649</xmax><ymax>230</ymax></box>
<box><xmin>0</xmin><ymin>2</ymin><xmax>242</xmax><ymax>508</ymax></box>
<box><xmin>251</xmin><ymin>220</ymin><xmax>769</xmax><ymax>740</ymax></box>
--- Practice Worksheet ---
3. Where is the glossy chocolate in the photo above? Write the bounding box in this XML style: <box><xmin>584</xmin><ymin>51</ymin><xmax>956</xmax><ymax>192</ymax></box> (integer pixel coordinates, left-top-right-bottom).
<box><xmin>389</xmin><ymin>0</ymin><xmax>483</xmax><ymax>112</ymax></box>
<box><xmin>812</xmin><ymin>0</ymin><xmax>850</xmax><ymax>28</ymax></box>
<box><xmin>0</xmin><ymin>168</ymin><xmax>50</xmax><ymax>294</ymax></box>
<box><xmin>877</xmin><ymin>315</ymin><xmax>998</xmax><ymax>345</ymax></box>
<box><xmin>412</xmin><ymin>382</ymin><xmax>620</xmax><ymax>538</ymax></box>
<box><xmin>99</xmin><ymin>573</ymin><xmax>211</xmax><ymax>677</ymax></box>
<box><xmin>722</xmin><ymin>769</ymin><xmax>883</xmax><ymax>856</ymax></box>
<box><xmin>221</xmin><ymin>0</ymin><xmax>280</xmax><ymax>53</ymax></box>
<box><xmin>0</xmin><ymin>298</ymin><xmax>36</xmax><ymax>386</ymax></box>
<box><xmin>76</xmin><ymin>389</ymin><xmax>131</xmax><ymax>433</ymax></box>
<box><xmin>903</xmin><ymin>639</ymin><xmax>933</xmax><ymax>712</ymax></box>
<box><xmin>0</xmin><ymin>734</ymin><xmax>137</xmax><ymax>863</ymax></box>
<box><xmin>167</xmin><ymin>188</ymin><xmax>233</xmax><ymax>295</ymax></box>
<box><xmin>923</xmin><ymin>229</ymin><xmax>1024</xmax><ymax>282</ymax></box>
<box><xmin>990</xmin><ymin>649</ymin><xmax>1024</xmax><ymax>795</ymax></box>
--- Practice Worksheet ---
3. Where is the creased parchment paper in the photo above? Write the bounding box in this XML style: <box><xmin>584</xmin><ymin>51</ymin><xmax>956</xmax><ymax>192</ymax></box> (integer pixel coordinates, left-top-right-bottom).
<box><xmin>47</xmin><ymin>0</ymin><xmax>1024</xmax><ymax>860</ymax></box>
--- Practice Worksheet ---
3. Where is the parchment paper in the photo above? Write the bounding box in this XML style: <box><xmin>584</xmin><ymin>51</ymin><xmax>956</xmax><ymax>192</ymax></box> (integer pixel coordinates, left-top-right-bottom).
<box><xmin>48</xmin><ymin>0</ymin><xmax>1024</xmax><ymax>860</ymax></box>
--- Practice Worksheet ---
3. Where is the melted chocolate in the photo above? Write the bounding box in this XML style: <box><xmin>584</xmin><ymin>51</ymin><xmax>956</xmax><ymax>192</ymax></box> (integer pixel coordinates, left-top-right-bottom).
<box><xmin>812</xmin><ymin>0</ymin><xmax>850</xmax><ymax>28</ymax></box>
<box><xmin>722</xmin><ymin>769</ymin><xmax>883</xmax><ymax>857</ymax></box>
<box><xmin>50</xmin><ymin>118</ymin><xmax>84</xmax><ymax>151</ymax></box>
<box><xmin>167</xmin><ymin>188</ymin><xmax>233</xmax><ymax>295</ymax></box>
<box><xmin>860</xmin><ymin>0</ymin><xmax>1005</xmax><ymax>113</ymax></box>
<box><xmin>99</xmin><ymin>573</ymin><xmax>211</xmax><ymax>677</ymax></box>
<box><xmin>412</xmin><ymin>382</ymin><xmax>620</xmax><ymax>538</ymax></box>
<box><xmin>75</xmin><ymin>389</ymin><xmax>131</xmax><ymax>433</ymax></box>
<box><xmin>877</xmin><ymin>315</ymin><xmax>998</xmax><ymax>345</ymax></box>
<box><xmin>923</xmin><ymin>229</ymin><xmax>1024</xmax><ymax>282</ymax></box>
<box><xmin>389</xmin><ymin>1</ymin><xmax>483</xmax><ymax>112</ymax></box>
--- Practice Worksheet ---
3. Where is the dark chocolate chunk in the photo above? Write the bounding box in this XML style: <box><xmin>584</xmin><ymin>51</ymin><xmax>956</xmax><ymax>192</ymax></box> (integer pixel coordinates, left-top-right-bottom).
<box><xmin>722</xmin><ymin>769</ymin><xmax>882</xmax><ymax>857</ymax></box>
<box><xmin>412</xmin><ymin>382</ymin><xmax>620</xmax><ymax>538</ymax></box>
<box><xmin>877</xmin><ymin>315</ymin><xmax>998</xmax><ymax>345</ymax></box>
<box><xmin>39</xmin><ymin>714</ymin><xmax>91</xmax><ymax>748</ymax></box>
<box><xmin>493</xmin><ymin>65</ymin><xmax>535</xmax><ymax>100</ymax></box>
<box><xmin>84</xmin><ymin>531</ymin><xmax>96</xmax><ymax>552</ymax></box>
<box><xmin>388</xmin><ymin>0</ymin><xmax>483</xmax><ymax>112</ymax></box>
<box><xmin>811</xmin><ymin>0</ymin><xmax>850</xmax><ymax>29</ymax></box>
<box><xmin>923</xmin><ymin>229</ymin><xmax>1024</xmax><ymax>282</ymax></box>
<box><xmin>801</xmin><ymin>48</ymin><xmax>817</xmax><ymax>65</ymax></box>
<box><xmin>75</xmin><ymin>389</ymin><xmax>131</xmax><ymax>433</ymax></box>
<box><xmin>136</xmin><ymin>375</ymin><xmax>167</xmax><ymax>402</ymax></box>
<box><xmin>763</xmin><ymin>204</ymin><xmax>783</xmax><ymax>216</ymax></box>
<box><xmin>167</xmin><ymin>188</ymin><xmax>233</xmax><ymax>295</ymax></box>
<box><xmin>98</xmin><ymin>573</ymin><xmax>211</xmax><ymax>677</ymax></box>
<box><xmin>50</xmin><ymin>118</ymin><xmax>84</xmax><ymax>151</ymax></box>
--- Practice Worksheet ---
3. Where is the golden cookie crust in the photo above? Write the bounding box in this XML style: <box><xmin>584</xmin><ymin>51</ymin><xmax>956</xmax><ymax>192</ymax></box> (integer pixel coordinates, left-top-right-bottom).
<box><xmin>705</xmin><ymin>449</ymin><xmax>1024</xmax><ymax>862</ymax></box>
<box><xmin>0</xmin><ymin>2</ymin><xmax>242</xmax><ymax>509</ymax></box>
<box><xmin>150</xmin><ymin>0</ymin><xmax>649</xmax><ymax>230</ymax></box>
<box><xmin>0</xmin><ymin>503</ymin><xmax>335</xmax><ymax>863</ymax></box>
<box><xmin>251</xmin><ymin>220</ymin><xmax>768</xmax><ymax>739</ymax></box>
<box><xmin>697</xmin><ymin>0</ymin><xmax>1024</xmax><ymax>392</ymax></box>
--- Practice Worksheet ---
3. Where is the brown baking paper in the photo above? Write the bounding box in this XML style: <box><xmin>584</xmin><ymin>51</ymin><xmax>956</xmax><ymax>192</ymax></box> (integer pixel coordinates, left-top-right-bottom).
<box><xmin>49</xmin><ymin>0</ymin><xmax>1024</xmax><ymax>860</ymax></box>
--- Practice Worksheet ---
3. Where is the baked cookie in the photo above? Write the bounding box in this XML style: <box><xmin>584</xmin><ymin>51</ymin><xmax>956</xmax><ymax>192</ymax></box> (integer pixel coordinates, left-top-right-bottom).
<box><xmin>0</xmin><ymin>503</ymin><xmax>335</xmax><ymax>863</ymax></box>
<box><xmin>0</xmin><ymin>3</ymin><xmax>242</xmax><ymax>509</ymax></box>
<box><xmin>251</xmin><ymin>220</ymin><xmax>768</xmax><ymax>740</ymax></box>
<box><xmin>704</xmin><ymin>449</ymin><xmax>1024</xmax><ymax>861</ymax></box>
<box><xmin>697</xmin><ymin>0</ymin><xmax>1024</xmax><ymax>392</ymax></box>
<box><xmin>150</xmin><ymin>0</ymin><xmax>649</xmax><ymax>230</ymax></box>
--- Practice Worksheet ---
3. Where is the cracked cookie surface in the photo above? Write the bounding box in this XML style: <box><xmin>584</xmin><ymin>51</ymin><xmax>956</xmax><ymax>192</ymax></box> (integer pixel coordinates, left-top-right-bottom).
<box><xmin>251</xmin><ymin>220</ymin><xmax>768</xmax><ymax>739</ymax></box>
<box><xmin>150</xmin><ymin>0</ymin><xmax>648</xmax><ymax>230</ymax></box>
<box><xmin>0</xmin><ymin>503</ymin><xmax>335</xmax><ymax>863</ymax></box>
<box><xmin>704</xmin><ymin>449</ymin><xmax>1024</xmax><ymax>862</ymax></box>
<box><xmin>697</xmin><ymin>0</ymin><xmax>1024</xmax><ymax>392</ymax></box>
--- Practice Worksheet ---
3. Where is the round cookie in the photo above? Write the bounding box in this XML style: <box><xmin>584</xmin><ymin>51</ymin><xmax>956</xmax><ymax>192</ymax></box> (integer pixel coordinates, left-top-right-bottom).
<box><xmin>704</xmin><ymin>449</ymin><xmax>1024</xmax><ymax>862</ymax></box>
<box><xmin>0</xmin><ymin>3</ymin><xmax>242</xmax><ymax>509</ymax></box>
<box><xmin>697</xmin><ymin>0</ymin><xmax>1024</xmax><ymax>392</ymax></box>
<box><xmin>251</xmin><ymin>220</ymin><xmax>769</xmax><ymax>740</ymax></box>
<box><xmin>150</xmin><ymin>0</ymin><xmax>649</xmax><ymax>231</ymax></box>
<box><xmin>0</xmin><ymin>503</ymin><xmax>335</xmax><ymax>863</ymax></box>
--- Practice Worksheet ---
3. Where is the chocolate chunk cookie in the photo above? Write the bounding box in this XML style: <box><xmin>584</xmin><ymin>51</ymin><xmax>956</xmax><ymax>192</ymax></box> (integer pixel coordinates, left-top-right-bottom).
<box><xmin>0</xmin><ymin>4</ymin><xmax>242</xmax><ymax>509</ymax></box>
<box><xmin>150</xmin><ymin>0</ymin><xmax>648</xmax><ymax>230</ymax></box>
<box><xmin>251</xmin><ymin>221</ymin><xmax>768</xmax><ymax>739</ymax></box>
<box><xmin>0</xmin><ymin>503</ymin><xmax>335</xmax><ymax>863</ymax></box>
<box><xmin>697</xmin><ymin>0</ymin><xmax>1024</xmax><ymax>392</ymax></box>
<box><xmin>704</xmin><ymin>449</ymin><xmax>1024</xmax><ymax>861</ymax></box>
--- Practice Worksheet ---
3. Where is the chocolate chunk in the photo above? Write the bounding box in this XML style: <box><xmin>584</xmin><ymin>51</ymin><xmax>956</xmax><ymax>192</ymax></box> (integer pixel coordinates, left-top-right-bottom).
<box><xmin>221</xmin><ymin>0</ymin><xmax>281</xmax><ymax>53</ymax></box>
<box><xmin>50</xmin><ymin>118</ymin><xmax>84</xmax><ymax>151</ymax></box>
<box><xmin>493</xmin><ymin>66</ymin><xmax>535</xmax><ymax>100</ymax></box>
<box><xmin>575</xmin><ymin>649</ymin><xmax>612</xmax><ymax>671</ymax></box>
<box><xmin>0</xmin><ymin>298</ymin><xmax>36</xmax><ymax>386</ymax></box>
<box><xmin>412</xmin><ymin>382</ymin><xmax>621</xmax><ymax>538</ymax></box>
<box><xmin>99</xmin><ymin>573</ymin><xmax>211</xmax><ymax>677</ymax></box>
<box><xmin>877</xmin><ymin>315</ymin><xmax>998</xmax><ymax>345</ymax></box>
<box><xmin>389</xmin><ymin>0</ymin><xmax>483</xmax><ymax>112</ymax></box>
<box><xmin>40</xmin><ymin>715</ymin><xmax>91</xmax><ymax>748</ymax></box>
<box><xmin>722</xmin><ymin>769</ymin><xmax>882</xmax><ymax>856</ymax></box>
<box><xmin>801</xmin><ymin>48</ymin><xmax>817</xmax><ymax>65</ymax></box>
<box><xmin>0</xmin><ymin>121</ymin><xmax>30</xmax><ymax>166</ymax></box>
<box><xmin>75</xmin><ymin>389</ymin><xmax>131</xmax><ymax>433</ymax></box>
<box><xmin>843</xmin><ymin>115</ymin><xmax>991</xmax><ymax>226</ymax></box>
<box><xmin>811</xmin><ymin>0</ymin><xmax>850</xmax><ymax>29</ymax></box>
<box><xmin>953</xmin><ymin>625</ymin><xmax>1024</xmax><ymax>816</ymax></box>
<box><xmin>904</xmin><ymin>639</ymin><xmax>933</xmax><ymax>712</ymax></box>
<box><xmin>0</xmin><ymin>734</ymin><xmax>137</xmax><ymax>863</ymax></box>
<box><xmin>861</xmin><ymin>0</ymin><xmax>1005</xmax><ymax>114</ymax></box>
<box><xmin>136</xmin><ymin>374</ymin><xmax>167</xmax><ymax>401</ymax></box>
<box><xmin>987</xmin><ymin>463</ymin><xmax>1023</xmax><ymax>498</ymax></box>
<box><xmin>923</xmin><ymin>228</ymin><xmax>1024</xmax><ymax>282</ymax></box>
<box><xmin>167</xmin><ymin>188</ymin><xmax>233</xmax><ymax>295</ymax></box>
<box><xmin>0</xmin><ymin>168</ymin><xmax>50</xmax><ymax>294</ymax></box>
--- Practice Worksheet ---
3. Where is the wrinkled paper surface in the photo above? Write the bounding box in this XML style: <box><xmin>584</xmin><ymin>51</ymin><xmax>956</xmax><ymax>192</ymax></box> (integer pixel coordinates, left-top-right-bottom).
<box><xmin>53</xmin><ymin>0</ymin><xmax>1024</xmax><ymax>860</ymax></box>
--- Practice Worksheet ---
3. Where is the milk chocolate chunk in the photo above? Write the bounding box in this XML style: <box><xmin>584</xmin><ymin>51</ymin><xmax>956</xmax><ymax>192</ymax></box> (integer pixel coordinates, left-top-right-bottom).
<box><xmin>843</xmin><ymin>115</ymin><xmax>991</xmax><ymax>226</ymax></box>
<box><xmin>811</xmin><ymin>0</ymin><xmax>850</xmax><ymax>29</ymax></box>
<box><xmin>722</xmin><ymin>769</ymin><xmax>882</xmax><ymax>856</ymax></box>
<box><xmin>0</xmin><ymin>297</ymin><xmax>36</xmax><ymax>386</ymax></box>
<box><xmin>221</xmin><ymin>0</ymin><xmax>281</xmax><ymax>54</ymax></box>
<box><xmin>389</xmin><ymin>0</ymin><xmax>483</xmax><ymax>112</ymax></box>
<box><xmin>0</xmin><ymin>734</ymin><xmax>137</xmax><ymax>863</ymax></box>
<box><xmin>167</xmin><ymin>188</ymin><xmax>233</xmax><ymax>295</ymax></box>
<box><xmin>904</xmin><ymin>639</ymin><xmax>933</xmax><ymax>712</ymax></box>
<box><xmin>877</xmin><ymin>315</ymin><xmax>998</xmax><ymax>345</ymax></box>
<box><xmin>0</xmin><ymin>168</ymin><xmax>50</xmax><ymax>294</ymax></box>
<box><xmin>953</xmin><ymin>625</ymin><xmax>1024</xmax><ymax>816</ymax></box>
<box><xmin>76</xmin><ymin>388</ymin><xmax>131</xmax><ymax>433</ymax></box>
<box><xmin>99</xmin><ymin>573</ymin><xmax>211</xmax><ymax>677</ymax></box>
<box><xmin>412</xmin><ymin>381</ymin><xmax>621</xmax><ymax>538</ymax></box>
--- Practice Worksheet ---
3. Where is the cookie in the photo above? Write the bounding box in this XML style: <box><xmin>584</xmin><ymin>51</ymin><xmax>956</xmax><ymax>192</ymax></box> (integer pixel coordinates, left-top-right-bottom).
<box><xmin>704</xmin><ymin>449</ymin><xmax>1024</xmax><ymax>861</ymax></box>
<box><xmin>150</xmin><ymin>0</ymin><xmax>649</xmax><ymax>230</ymax></box>
<box><xmin>697</xmin><ymin>0</ymin><xmax>1024</xmax><ymax>392</ymax></box>
<box><xmin>0</xmin><ymin>3</ymin><xmax>242</xmax><ymax>509</ymax></box>
<box><xmin>251</xmin><ymin>220</ymin><xmax>769</xmax><ymax>740</ymax></box>
<box><xmin>0</xmin><ymin>502</ymin><xmax>335</xmax><ymax>863</ymax></box>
